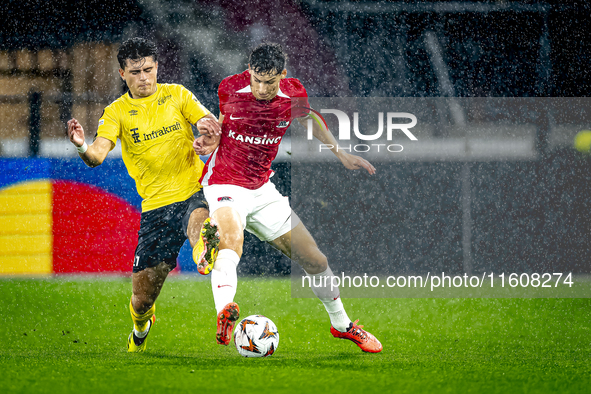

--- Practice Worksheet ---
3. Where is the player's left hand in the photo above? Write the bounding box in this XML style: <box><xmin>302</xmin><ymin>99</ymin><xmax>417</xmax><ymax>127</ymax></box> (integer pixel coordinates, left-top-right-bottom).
<box><xmin>197</xmin><ymin>114</ymin><xmax>221</xmax><ymax>136</ymax></box>
<box><xmin>193</xmin><ymin>134</ymin><xmax>220</xmax><ymax>156</ymax></box>
<box><xmin>339</xmin><ymin>152</ymin><xmax>376</xmax><ymax>175</ymax></box>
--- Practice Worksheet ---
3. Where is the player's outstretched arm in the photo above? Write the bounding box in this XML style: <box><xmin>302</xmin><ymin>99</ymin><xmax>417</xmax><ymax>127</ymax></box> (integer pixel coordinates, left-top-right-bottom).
<box><xmin>66</xmin><ymin>118</ymin><xmax>113</xmax><ymax>168</ymax></box>
<box><xmin>296</xmin><ymin>114</ymin><xmax>376</xmax><ymax>175</ymax></box>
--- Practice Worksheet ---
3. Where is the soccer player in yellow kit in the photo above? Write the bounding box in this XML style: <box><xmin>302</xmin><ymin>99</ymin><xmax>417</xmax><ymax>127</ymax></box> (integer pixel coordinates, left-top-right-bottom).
<box><xmin>66</xmin><ymin>37</ymin><xmax>220</xmax><ymax>352</ymax></box>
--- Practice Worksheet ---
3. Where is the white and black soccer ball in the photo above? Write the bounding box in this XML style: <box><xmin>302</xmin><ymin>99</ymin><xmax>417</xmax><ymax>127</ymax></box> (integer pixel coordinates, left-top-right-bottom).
<box><xmin>233</xmin><ymin>314</ymin><xmax>279</xmax><ymax>358</ymax></box>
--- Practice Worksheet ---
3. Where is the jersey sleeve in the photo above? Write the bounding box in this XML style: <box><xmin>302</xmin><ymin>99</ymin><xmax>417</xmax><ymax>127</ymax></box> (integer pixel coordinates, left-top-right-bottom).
<box><xmin>179</xmin><ymin>85</ymin><xmax>211</xmax><ymax>124</ymax></box>
<box><xmin>286</xmin><ymin>78</ymin><xmax>310</xmax><ymax>119</ymax></box>
<box><xmin>95</xmin><ymin>105</ymin><xmax>119</xmax><ymax>149</ymax></box>
<box><xmin>217</xmin><ymin>77</ymin><xmax>231</xmax><ymax>115</ymax></box>
<box><xmin>289</xmin><ymin>79</ymin><xmax>311</xmax><ymax>119</ymax></box>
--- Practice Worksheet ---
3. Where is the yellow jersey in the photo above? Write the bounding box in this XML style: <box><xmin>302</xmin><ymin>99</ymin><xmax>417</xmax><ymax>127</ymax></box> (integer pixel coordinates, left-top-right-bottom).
<box><xmin>96</xmin><ymin>83</ymin><xmax>210</xmax><ymax>212</ymax></box>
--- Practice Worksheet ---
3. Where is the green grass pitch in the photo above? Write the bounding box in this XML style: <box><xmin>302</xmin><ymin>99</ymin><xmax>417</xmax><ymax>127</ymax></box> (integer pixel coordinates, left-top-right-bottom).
<box><xmin>0</xmin><ymin>276</ymin><xmax>589</xmax><ymax>393</ymax></box>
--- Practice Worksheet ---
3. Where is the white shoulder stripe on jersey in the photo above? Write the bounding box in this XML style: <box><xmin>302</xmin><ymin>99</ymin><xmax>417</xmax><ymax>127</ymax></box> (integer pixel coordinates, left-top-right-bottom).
<box><xmin>236</xmin><ymin>84</ymin><xmax>290</xmax><ymax>99</ymax></box>
<box><xmin>200</xmin><ymin>147</ymin><xmax>219</xmax><ymax>186</ymax></box>
<box><xmin>276</xmin><ymin>88</ymin><xmax>289</xmax><ymax>98</ymax></box>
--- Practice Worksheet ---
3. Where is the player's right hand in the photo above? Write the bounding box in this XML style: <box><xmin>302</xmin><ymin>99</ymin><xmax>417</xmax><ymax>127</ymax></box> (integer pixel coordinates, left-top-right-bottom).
<box><xmin>67</xmin><ymin>118</ymin><xmax>85</xmax><ymax>147</ymax></box>
<box><xmin>339</xmin><ymin>152</ymin><xmax>376</xmax><ymax>175</ymax></box>
<box><xmin>197</xmin><ymin>114</ymin><xmax>222</xmax><ymax>137</ymax></box>
<box><xmin>193</xmin><ymin>134</ymin><xmax>220</xmax><ymax>155</ymax></box>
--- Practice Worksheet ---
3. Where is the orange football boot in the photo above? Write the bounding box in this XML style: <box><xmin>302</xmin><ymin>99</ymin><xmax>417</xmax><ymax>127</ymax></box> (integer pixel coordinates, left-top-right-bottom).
<box><xmin>330</xmin><ymin>319</ymin><xmax>382</xmax><ymax>353</ymax></box>
<box><xmin>216</xmin><ymin>302</ymin><xmax>240</xmax><ymax>345</ymax></box>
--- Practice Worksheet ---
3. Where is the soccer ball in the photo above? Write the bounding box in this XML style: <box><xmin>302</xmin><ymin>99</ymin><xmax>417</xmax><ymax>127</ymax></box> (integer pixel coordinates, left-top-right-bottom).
<box><xmin>233</xmin><ymin>315</ymin><xmax>279</xmax><ymax>358</ymax></box>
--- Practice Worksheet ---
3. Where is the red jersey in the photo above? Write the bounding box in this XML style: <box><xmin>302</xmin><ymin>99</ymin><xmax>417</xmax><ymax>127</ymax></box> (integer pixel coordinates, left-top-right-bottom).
<box><xmin>200</xmin><ymin>70</ymin><xmax>310</xmax><ymax>189</ymax></box>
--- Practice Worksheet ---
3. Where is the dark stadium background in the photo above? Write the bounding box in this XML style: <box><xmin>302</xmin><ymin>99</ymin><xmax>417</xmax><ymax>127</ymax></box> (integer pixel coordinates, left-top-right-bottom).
<box><xmin>1</xmin><ymin>0</ymin><xmax>590</xmax><ymax>277</ymax></box>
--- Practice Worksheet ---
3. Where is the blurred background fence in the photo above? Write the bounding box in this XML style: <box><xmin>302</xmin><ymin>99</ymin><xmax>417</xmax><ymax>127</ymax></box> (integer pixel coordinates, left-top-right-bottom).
<box><xmin>0</xmin><ymin>0</ymin><xmax>590</xmax><ymax>276</ymax></box>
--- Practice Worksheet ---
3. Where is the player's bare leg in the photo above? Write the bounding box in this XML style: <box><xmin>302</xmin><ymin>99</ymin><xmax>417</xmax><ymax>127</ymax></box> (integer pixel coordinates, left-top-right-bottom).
<box><xmin>129</xmin><ymin>207</ymin><xmax>210</xmax><ymax>352</ymax></box>
<box><xmin>128</xmin><ymin>261</ymin><xmax>172</xmax><ymax>352</ymax></box>
<box><xmin>189</xmin><ymin>207</ymin><xmax>240</xmax><ymax>345</ymax></box>
<box><xmin>187</xmin><ymin>208</ymin><xmax>210</xmax><ymax>248</ymax></box>
<box><xmin>269</xmin><ymin>221</ymin><xmax>328</xmax><ymax>274</ymax></box>
<box><xmin>212</xmin><ymin>206</ymin><xmax>244</xmax><ymax>257</ymax></box>
<box><xmin>208</xmin><ymin>206</ymin><xmax>243</xmax><ymax>344</ymax></box>
<box><xmin>131</xmin><ymin>261</ymin><xmax>172</xmax><ymax>314</ymax></box>
<box><xmin>269</xmin><ymin>222</ymin><xmax>382</xmax><ymax>353</ymax></box>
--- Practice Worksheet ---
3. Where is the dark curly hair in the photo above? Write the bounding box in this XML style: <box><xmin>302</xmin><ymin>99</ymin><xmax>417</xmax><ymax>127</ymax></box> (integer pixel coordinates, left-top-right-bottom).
<box><xmin>249</xmin><ymin>43</ymin><xmax>287</xmax><ymax>76</ymax></box>
<box><xmin>117</xmin><ymin>37</ymin><xmax>158</xmax><ymax>70</ymax></box>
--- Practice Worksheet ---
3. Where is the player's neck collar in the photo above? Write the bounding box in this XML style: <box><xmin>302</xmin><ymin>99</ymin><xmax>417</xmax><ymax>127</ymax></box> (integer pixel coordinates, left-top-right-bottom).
<box><xmin>126</xmin><ymin>85</ymin><xmax>159</xmax><ymax>101</ymax></box>
<box><xmin>237</xmin><ymin>84</ymin><xmax>290</xmax><ymax>99</ymax></box>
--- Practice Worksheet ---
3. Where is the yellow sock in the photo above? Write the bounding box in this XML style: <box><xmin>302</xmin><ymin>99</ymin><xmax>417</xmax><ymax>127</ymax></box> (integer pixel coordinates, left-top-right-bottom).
<box><xmin>129</xmin><ymin>299</ymin><xmax>155</xmax><ymax>332</ymax></box>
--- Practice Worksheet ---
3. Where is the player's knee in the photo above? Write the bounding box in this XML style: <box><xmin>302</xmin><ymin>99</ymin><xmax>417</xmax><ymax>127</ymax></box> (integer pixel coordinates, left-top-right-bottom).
<box><xmin>219</xmin><ymin>232</ymin><xmax>244</xmax><ymax>257</ymax></box>
<box><xmin>302</xmin><ymin>250</ymin><xmax>328</xmax><ymax>274</ymax></box>
<box><xmin>132</xmin><ymin>294</ymin><xmax>155</xmax><ymax>314</ymax></box>
<box><xmin>191</xmin><ymin>207</ymin><xmax>209</xmax><ymax>223</ymax></box>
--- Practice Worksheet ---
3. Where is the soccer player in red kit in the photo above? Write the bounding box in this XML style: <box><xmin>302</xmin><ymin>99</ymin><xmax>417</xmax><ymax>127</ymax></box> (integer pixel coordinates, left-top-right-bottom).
<box><xmin>193</xmin><ymin>43</ymin><xmax>382</xmax><ymax>353</ymax></box>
